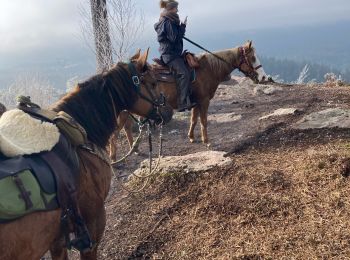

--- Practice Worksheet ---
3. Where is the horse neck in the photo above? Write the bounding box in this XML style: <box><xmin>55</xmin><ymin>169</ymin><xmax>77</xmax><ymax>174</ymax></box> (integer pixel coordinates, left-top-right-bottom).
<box><xmin>200</xmin><ymin>47</ymin><xmax>241</xmax><ymax>83</ymax></box>
<box><xmin>52</xmin><ymin>85</ymin><xmax>121</xmax><ymax>148</ymax></box>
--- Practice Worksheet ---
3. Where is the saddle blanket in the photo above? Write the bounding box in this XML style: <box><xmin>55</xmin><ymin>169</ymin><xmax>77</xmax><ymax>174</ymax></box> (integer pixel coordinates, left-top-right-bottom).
<box><xmin>0</xmin><ymin>109</ymin><xmax>60</xmax><ymax>157</ymax></box>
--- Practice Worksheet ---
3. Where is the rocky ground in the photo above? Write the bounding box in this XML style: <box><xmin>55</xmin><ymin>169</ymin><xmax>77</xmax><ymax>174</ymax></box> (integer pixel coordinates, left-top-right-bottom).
<box><xmin>68</xmin><ymin>78</ymin><xmax>350</xmax><ymax>259</ymax></box>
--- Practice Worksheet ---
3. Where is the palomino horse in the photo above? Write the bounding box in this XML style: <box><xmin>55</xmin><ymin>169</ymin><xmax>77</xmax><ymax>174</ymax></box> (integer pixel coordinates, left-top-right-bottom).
<box><xmin>109</xmin><ymin>40</ymin><xmax>268</xmax><ymax>159</ymax></box>
<box><xmin>0</xmin><ymin>50</ymin><xmax>173</xmax><ymax>260</ymax></box>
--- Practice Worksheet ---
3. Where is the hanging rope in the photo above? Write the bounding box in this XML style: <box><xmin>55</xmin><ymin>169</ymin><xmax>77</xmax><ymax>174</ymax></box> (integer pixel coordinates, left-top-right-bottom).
<box><xmin>110</xmin><ymin>122</ymin><xmax>145</xmax><ymax>166</ymax></box>
<box><xmin>114</xmin><ymin>121</ymin><xmax>164</xmax><ymax>194</ymax></box>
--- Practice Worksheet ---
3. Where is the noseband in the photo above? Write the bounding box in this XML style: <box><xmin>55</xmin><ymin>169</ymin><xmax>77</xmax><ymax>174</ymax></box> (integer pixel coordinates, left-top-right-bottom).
<box><xmin>238</xmin><ymin>47</ymin><xmax>261</xmax><ymax>81</ymax></box>
<box><xmin>127</xmin><ymin>62</ymin><xmax>167</xmax><ymax>123</ymax></box>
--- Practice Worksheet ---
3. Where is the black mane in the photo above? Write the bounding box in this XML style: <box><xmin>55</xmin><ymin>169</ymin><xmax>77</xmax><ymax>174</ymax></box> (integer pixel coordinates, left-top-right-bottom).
<box><xmin>52</xmin><ymin>63</ymin><xmax>138</xmax><ymax>147</ymax></box>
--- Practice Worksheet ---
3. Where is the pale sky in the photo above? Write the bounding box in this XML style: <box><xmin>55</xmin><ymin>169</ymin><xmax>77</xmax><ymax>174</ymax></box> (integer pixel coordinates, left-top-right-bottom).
<box><xmin>1</xmin><ymin>0</ymin><xmax>350</xmax><ymax>55</ymax></box>
<box><xmin>0</xmin><ymin>0</ymin><xmax>350</xmax><ymax>70</ymax></box>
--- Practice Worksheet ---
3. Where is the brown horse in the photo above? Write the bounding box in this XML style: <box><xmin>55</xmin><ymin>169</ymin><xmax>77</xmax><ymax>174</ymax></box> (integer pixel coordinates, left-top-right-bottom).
<box><xmin>0</xmin><ymin>50</ymin><xmax>173</xmax><ymax>260</ymax></box>
<box><xmin>109</xmin><ymin>40</ymin><xmax>267</xmax><ymax>158</ymax></box>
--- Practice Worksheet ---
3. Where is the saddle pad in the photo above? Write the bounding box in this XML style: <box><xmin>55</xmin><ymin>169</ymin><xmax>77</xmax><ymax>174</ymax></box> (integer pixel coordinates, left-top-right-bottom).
<box><xmin>0</xmin><ymin>169</ymin><xmax>58</xmax><ymax>223</ymax></box>
<box><xmin>0</xmin><ymin>109</ymin><xmax>60</xmax><ymax>157</ymax></box>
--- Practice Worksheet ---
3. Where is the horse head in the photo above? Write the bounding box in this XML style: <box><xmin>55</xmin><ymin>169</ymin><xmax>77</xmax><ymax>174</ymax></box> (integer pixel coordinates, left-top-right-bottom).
<box><xmin>127</xmin><ymin>48</ymin><xmax>173</xmax><ymax>124</ymax></box>
<box><xmin>237</xmin><ymin>40</ymin><xmax>270</xmax><ymax>84</ymax></box>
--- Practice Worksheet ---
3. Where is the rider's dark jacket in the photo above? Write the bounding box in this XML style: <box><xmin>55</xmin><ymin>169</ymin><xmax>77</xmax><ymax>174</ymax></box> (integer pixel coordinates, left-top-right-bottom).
<box><xmin>154</xmin><ymin>14</ymin><xmax>186</xmax><ymax>64</ymax></box>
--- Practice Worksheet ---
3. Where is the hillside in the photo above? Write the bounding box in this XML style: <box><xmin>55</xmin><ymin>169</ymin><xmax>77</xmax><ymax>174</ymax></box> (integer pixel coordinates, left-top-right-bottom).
<box><xmin>65</xmin><ymin>78</ymin><xmax>350</xmax><ymax>259</ymax></box>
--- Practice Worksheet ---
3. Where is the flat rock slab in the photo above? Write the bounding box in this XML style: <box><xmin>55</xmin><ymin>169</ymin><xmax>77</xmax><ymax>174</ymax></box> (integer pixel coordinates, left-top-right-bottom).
<box><xmin>133</xmin><ymin>151</ymin><xmax>232</xmax><ymax>176</ymax></box>
<box><xmin>294</xmin><ymin>108</ymin><xmax>350</xmax><ymax>129</ymax></box>
<box><xmin>254</xmin><ymin>85</ymin><xmax>283</xmax><ymax>95</ymax></box>
<box><xmin>260</xmin><ymin>108</ymin><xmax>300</xmax><ymax>120</ymax></box>
<box><xmin>209</xmin><ymin>112</ymin><xmax>242</xmax><ymax>123</ymax></box>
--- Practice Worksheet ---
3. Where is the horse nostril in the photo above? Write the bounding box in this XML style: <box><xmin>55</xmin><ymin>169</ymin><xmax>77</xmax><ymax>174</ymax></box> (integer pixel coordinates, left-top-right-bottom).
<box><xmin>262</xmin><ymin>76</ymin><xmax>266</xmax><ymax>81</ymax></box>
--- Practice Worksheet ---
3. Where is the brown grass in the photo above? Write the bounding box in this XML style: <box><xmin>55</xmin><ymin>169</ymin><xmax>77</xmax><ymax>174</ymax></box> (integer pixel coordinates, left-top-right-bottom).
<box><xmin>97</xmin><ymin>138</ymin><xmax>350</xmax><ymax>259</ymax></box>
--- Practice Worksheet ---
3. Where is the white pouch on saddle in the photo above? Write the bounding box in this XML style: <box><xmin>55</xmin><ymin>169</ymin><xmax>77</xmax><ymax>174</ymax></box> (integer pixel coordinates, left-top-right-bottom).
<box><xmin>0</xmin><ymin>109</ymin><xmax>60</xmax><ymax>157</ymax></box>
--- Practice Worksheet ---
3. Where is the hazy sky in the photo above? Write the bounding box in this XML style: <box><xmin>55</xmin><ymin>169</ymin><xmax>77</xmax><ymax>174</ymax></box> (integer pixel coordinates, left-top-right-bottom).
<box><xmin>0</xmin><ymin>0</ymin><xmax>350</xmax><ymax>67</ymax></box>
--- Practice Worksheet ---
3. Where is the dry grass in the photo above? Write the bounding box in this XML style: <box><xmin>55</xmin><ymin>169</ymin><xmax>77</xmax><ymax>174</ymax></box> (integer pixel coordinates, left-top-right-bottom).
<box><xmin>96</xmin><ymin>139</ymin><xmax>350</xmax><ymax>259</ymax></box>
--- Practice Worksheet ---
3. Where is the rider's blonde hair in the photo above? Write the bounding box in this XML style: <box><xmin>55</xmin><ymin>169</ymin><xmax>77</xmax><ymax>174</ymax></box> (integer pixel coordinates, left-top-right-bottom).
<box><xmin>160</xmin><ymin>0</ymin><xmax>179</xmax><ymax>10</ymax></box>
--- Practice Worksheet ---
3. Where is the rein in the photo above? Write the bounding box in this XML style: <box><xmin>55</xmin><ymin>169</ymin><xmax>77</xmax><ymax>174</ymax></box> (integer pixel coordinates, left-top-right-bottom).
<box><xmin>184</xmin><ymin>37</ymin><xmax>260</xmax><ymax>80</ymax></box>
<box><xmin>107</xmin><ymin>61</ymin><xmax>166</xmax><ymax>168</ymax></box>
<box><xmin>112</xmin><ymin>116</ymin><xmax>164</xmax><ymax>194</ymax></box>
<box><xmin>184</xmin><ymin>36</ymin><xmax>232</xmax><ymax>67</ymax></box>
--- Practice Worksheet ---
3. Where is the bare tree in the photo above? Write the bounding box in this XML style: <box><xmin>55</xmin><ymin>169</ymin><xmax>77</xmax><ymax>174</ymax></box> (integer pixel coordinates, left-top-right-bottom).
<box><xmin>80</xmin><ymin>0</ymin><xmax>144</xmax><ymax>68</ymax></box>
<box><xmin>90</xmin><ymin>0</ymin><xmax>113</xmax><ymax>71</ymax></box>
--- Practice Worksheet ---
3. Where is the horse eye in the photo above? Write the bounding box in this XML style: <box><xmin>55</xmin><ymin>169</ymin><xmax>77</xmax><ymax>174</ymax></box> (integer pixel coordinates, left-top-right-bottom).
<box><xmin>252</xmin><ymin>56</ymin><xmax>256</xmax><ymax>63</ymax></box>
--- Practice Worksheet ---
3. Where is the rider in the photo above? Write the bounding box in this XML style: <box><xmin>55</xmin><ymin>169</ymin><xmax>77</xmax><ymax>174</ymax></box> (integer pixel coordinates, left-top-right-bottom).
<box><xmin>154</xmin><ymin>0</ymin><xmax>196</xmax><ymax>112</ymax></box>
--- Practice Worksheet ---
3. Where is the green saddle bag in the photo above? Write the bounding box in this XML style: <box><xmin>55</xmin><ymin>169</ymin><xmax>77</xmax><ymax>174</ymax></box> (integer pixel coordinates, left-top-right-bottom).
<box><xmin>53</xmin><ymin>111</ymin><xmax>87</xmax><ymax>146</ymax></box>
<box><xmin>0</xmin><ymin>169</ymin><xmax>57</xmax><ymax>222</ymax></box>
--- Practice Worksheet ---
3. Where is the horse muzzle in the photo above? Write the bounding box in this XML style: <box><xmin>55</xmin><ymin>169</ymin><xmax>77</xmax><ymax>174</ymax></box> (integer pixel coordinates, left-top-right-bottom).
<box><xmin>147</xmin><ymin>105</ymin><xmax>173</xmax><ymax>125</ymax></box>
<box><xmin>157</xmin><ymin>105</ymin><xmax>173</xmax><ymax>124</ymax></box>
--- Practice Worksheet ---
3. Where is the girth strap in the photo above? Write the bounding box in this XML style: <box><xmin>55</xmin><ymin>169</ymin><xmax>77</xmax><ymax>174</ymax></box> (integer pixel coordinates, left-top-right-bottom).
<box><xmin>40</xmin><ymin>135</ymin><xmax>93</xmax><ymax>251</ymax></box>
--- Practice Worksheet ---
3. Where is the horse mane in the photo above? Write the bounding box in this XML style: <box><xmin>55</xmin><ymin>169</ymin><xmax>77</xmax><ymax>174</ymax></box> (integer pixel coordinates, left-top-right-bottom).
<box><xmin>197</xmin><ymin>46</ymin><xmax>255</xmax><ymax>76</ymax></box>
<box><xmin>52</xmin><ymin>63</ymin><xmax>138</xmax><ymax>147</ymax></box>
<box><xmin>197</xmin><ymin>49</ymin><xmax>232</xmax><ymax>74</ymax></box>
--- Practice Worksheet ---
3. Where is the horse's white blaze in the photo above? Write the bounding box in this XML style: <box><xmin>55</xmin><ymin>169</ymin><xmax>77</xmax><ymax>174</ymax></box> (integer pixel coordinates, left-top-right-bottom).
<box><xmin>253</xmin><ymin>55</ymin><xmax>268</xmax><ymax>82</ymax></box>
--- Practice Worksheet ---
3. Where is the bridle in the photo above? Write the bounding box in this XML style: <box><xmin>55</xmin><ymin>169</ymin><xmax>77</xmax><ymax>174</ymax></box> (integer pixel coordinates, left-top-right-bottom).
<box><xmin>238</xmin><ymin>46</ymin><xmax>261</xmax><ymax>83</ymax></box>
<box><xmin>127</xmin><ymin>62</ymin><xmax>167</xmax><ymax>124</ymax></box>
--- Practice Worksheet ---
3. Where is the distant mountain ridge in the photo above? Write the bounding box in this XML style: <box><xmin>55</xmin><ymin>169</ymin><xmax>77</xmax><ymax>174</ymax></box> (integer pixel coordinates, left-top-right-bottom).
<box><xmin>193</xmin><ymin>20</ymin><xmax>350</xmax><ymax>71</ymax></box>
<box><xmin>0</xmin><ymin>20</ymin><xmax>349</xmax><ymax>90</ymax></box>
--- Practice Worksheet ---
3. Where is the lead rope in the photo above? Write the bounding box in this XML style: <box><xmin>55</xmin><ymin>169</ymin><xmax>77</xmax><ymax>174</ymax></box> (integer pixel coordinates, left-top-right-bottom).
<box><xmin>114</xmin><ymin>121</ymin><xmax>164</xmax><ymax>194</ymax></box>
<box><xmin>110</xmin><ymin>122</ymin><xmax>145</xmax><ymax>166</ymax></box>
<box><xmin>132</xmin><ymin>122</ymin><xmax>163</xmax><ymax>179</ymax></box>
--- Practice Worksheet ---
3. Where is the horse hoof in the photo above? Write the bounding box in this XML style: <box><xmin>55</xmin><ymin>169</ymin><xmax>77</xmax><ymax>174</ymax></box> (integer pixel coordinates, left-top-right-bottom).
<box><xmin>206</xmin><ymin>143</ymin><xmax>211</xmax><ymax>148</ymax></box>
<box><xmin>189</xmin><ymin>138</ymin><xmax>195</xmax><ymax>143</ymax></box>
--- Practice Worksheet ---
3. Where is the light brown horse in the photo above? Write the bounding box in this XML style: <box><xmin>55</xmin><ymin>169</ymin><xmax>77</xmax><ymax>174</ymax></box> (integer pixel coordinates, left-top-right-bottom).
<box><xmin>0</xmin><ymin>50</ymin><xmax>173</xmax><ymax>260</ymax></box>
<box><xmin>109</xmin><ymin>41</ymin><xmax>267</xmax><ymax>157</ymax></box>
<box><xmin>108</xmin><ymin>110</ymin><xmax>135</xmax><ymax>161</ymax></box>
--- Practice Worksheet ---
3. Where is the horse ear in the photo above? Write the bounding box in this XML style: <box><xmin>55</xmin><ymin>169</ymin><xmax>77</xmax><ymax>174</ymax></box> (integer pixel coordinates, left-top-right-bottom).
<box><xmin>136</xmin><ymin>48</ymin><xmax>150</xmax><ymax>71</ymax></box>
<box><xmin>130</xmin><ymin>48</ymin><xmax>141</xmax><ymax>61</ymax></box>
<box><xmin>247</xmin><ymin>40</ymin><xmax>253</xmax><ymax>50</ymax></box>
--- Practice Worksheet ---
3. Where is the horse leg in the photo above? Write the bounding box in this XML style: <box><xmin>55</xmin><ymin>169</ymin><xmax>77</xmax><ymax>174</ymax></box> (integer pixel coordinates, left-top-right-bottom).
<box><xmin>109</xmin><ymin>133</ymin><xmax>118</xmax><ymax>162</ymax></box>
<box><xmin>188</xmin><ymin>106</ymin><xmax>200</xmax><ymax>143</ymax></box>
<box><xmin>49</xmin><ymin>237</ymin><xmax>68</xmax><ymax>260</ymax></box>
<box><xmin>109</xmin><ymin>111</ymin><xmax>129</xmax><ymax>161</ymax></box>
<box><xmin>80</xmin><ymin>206</ymin><xmax>107</xmax><ymax>260</ymax></box>
<box><xmin>123</xmin><ymin>115</ymin><xmax>136</xmax><ymax>152</ymax></box>
<box><xmin>199</xmin><ymin>100</ymin><xmax>210</xmax><ymax>145</ymax></box>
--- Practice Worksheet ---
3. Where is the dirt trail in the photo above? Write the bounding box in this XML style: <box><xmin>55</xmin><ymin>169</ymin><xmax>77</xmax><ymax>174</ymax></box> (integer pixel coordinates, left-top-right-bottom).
<box><xmin>69</xmin><ymin>79</ymin><xmax>350</xmax><ymax>259</ymax></box>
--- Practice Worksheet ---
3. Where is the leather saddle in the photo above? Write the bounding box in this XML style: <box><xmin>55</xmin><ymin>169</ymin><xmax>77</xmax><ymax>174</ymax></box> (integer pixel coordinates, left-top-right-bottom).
<box><xmin>152</xmin><ymin>58</ymin><xmax>176</xmax><ymax>83</ymax></box>
<box><xmin>0</xmin><ymin>102</ymin><xmax>93</xmax><ymax>252</ymax></box>
<box><xmin>151</xmin><ymin>51</ymin><xmax>199</xmax><ymax>83</ymax></box>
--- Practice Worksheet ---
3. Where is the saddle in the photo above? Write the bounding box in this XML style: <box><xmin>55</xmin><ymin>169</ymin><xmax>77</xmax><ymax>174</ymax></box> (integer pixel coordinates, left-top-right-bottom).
<box><xmin>152</xmin><ymin>51</ymin><xmax>199</xmax><ymax>83</ymax></box>
<box><xmin>0</xmin><ymin>101</ymin><xmax>93</xmax><ymax>252</ymax></box>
